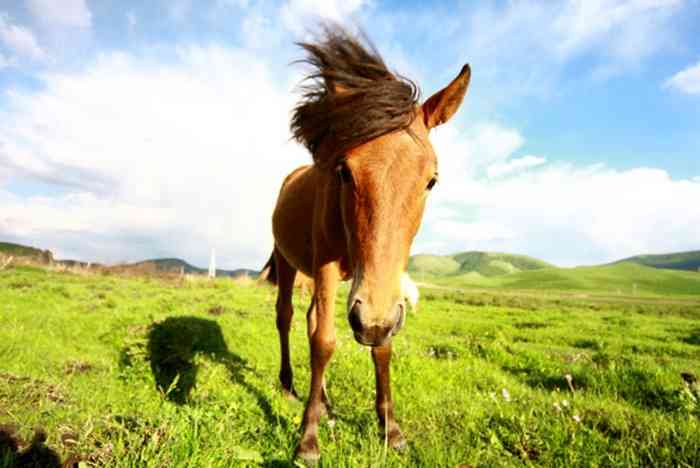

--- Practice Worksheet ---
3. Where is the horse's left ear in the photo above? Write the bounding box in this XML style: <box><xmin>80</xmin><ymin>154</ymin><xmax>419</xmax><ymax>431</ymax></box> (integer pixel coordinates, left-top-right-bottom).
<box><xmin>421</xmin><ymin>64</ymin><xmax>471</xmax><ymax>129</ymax></box>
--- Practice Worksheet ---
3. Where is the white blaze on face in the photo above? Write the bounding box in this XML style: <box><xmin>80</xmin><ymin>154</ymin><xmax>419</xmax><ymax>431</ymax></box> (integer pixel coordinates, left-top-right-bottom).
<box><xmin>400</xmin><ymin>272</ymin><xmax>419</xmax><ymax>312</ymax></box>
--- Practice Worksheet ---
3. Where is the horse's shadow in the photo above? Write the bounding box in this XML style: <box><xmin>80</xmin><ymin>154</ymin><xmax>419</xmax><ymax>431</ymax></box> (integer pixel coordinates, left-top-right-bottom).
<box><xmin>0</xmin><ymin>427</ymin><xmax>64</xmax><ymax>468</ymax></box>
<box><xmin>147</xmin><ymin>316</ymin><xmax>287</xmax><ymax>431</ymax></box>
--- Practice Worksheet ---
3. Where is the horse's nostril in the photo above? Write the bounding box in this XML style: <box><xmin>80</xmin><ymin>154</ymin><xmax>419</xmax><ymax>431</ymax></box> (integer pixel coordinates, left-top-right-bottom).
<box><xmin>393</xmin><ymin>302</ymin><xmax>406</xmax><ymax>335</ymax></box>
<box><xmin>348</xmin><ymin>300</ymin><xmax>364</xmax><ymax>333</ymax></box>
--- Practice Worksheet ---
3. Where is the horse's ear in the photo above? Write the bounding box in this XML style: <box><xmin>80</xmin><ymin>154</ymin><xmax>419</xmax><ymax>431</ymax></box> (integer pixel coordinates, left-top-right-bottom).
<box><xmin>421</xmin><ymin>64</ymin><xmax>471</xmax><ymax>129</ymax></box>
<box><xmin>327</xmin><ymin>78</ymin><xmax>349</xmax><ymax>95</ymax></box>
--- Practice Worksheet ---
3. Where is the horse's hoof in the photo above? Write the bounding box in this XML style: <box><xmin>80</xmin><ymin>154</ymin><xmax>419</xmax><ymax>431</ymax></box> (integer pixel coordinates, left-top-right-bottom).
<box><xmin>387</xmin><ymin>428</ymin><xmax>407</xmax><ymax>451</ymax></box>
<box><xmin>295</xmin><ymin>449</ymin><xmax>320</xmax><ymax>466</ymax></box>
<box><xmin>295</xmin><ymin>439</ymin><xmax>320</xmax><ymax>466</ymax></box>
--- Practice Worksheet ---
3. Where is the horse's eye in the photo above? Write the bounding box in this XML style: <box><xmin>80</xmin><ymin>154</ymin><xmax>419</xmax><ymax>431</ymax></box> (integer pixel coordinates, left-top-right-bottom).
<box><xmin>336</xmin><ymin>163</ymin><xmax>352</xmax><ymax>184</ymax></box>
<box><xmin>426</xmin><ymin>177</ymin><xmax>438</xmax><ymax>191</ymax></box>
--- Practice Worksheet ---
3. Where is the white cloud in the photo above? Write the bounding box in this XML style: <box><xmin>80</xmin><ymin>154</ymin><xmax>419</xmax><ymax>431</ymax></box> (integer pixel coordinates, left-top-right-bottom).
<box><xmin>0</xmin><ymin>45</ymin><xmax>307</xmax><ymax>268</ymax></box>
<box><xmin>167</xmin><ymin>0</ymin><xmax>193</xmax><ymax>22</ymax></box>
<box><xmin>239</xmin><ymin>12</ymin><xmax>285</xmax><ymax>49</ymax></box>
<box><xmin>454</xmin><ymin>0</ymin><xmax>686</xmax><ymax>100</ymax></box>
<box><xmin>487</xmin><ymin>155</ymin><xmax>547</xmax><ymax>178</ymax></box>
<box><xmin>0</xmin><ymin>14</ymin><xmax>45</xmax><ymax>60</ymax></box>
<box><xmin>472</xmin><ymin>0</ymin><xmax>684</xmax><ymax>63</ymax></box>
<box><xmin>26</xmin><ymin>0</ymin><xmax>92</xmax><ymax>29</ymax></box>
<box><xmin>430</xmin><ymin>219</ymin><xmax>515</xmax><ymax>244</ymax></box>
<box><xmin>664</xmin><ymin>61</ymin><xmax>700</xmax><ymax>95</ymax></box>
<box><xmin>428</xmin><ymin>124</ymin><xmax>525</xmax><ymax>200</ymax></box>
<box><xmin>281</xmin><ymin>0</ymin><xmax>371</xmax><ymax>33</ymax></box>
<box><xmin>414</xmin><ymin>122</ymin><xmax>700</xmax><ymax>266</ymax></box>
<box><xmin>552</xmin><ymin>0</ymin><xmax>683</xmax><ymax>61</ymax></box>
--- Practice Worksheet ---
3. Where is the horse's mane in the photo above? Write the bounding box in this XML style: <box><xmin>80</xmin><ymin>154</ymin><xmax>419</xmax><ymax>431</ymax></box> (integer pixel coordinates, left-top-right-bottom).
<box><xmin>291</xmin><ymin>25</ymin><xmax>420</xmax><ymax>169</ymax></box>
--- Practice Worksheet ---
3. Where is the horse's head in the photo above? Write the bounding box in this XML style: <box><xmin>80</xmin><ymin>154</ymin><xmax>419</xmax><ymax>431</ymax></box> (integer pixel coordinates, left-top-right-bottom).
<box><xmin>338</xmin><ymin>67</ymin><xmax>470</xmax><ymax>346</ymax></box>
<box><xmin>291</xmin><ymin>28</ymin><xmax>470</xmax><ymax>346</ymax></box>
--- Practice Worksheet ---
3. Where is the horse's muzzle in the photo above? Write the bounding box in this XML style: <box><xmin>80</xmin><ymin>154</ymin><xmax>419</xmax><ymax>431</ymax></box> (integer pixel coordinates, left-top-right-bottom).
<box><xmin>348</xmin><ymin>300</ymin><xmax>405</xmax><ymax>347</ymax></box>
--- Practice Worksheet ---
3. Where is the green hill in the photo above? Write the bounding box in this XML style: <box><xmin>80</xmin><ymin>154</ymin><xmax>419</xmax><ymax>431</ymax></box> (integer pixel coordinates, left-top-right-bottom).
<box><xmin>130</xmin><ymin>258</ymin><xmax>202</xmax><ymax>274</ymax></box>
<box><xmin>433</xmin><ymin>261</ymin><xmax>700</xmax><ymax>297</ymax></box>
<box><xmin>615</xmin><ymin>250</ymin><xmax>700</xmax><ymax>272</ymax></box>
<box><xmin>409</xmin><ymin>251</ymin><xmax>553</xmax><ymax>277</ymax></box>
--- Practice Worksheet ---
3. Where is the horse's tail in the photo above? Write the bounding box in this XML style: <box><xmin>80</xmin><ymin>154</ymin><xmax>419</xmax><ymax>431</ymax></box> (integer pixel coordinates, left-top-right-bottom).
<box><xmin>259</xmin><ymin>251</ymin><xmax>277</xmax><ymax>285</ymax></box>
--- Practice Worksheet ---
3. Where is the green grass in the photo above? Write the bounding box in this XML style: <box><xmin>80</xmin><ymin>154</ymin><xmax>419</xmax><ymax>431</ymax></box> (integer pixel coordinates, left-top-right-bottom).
<box><xmin>409</xmin><ymin>251</ymin><xmax>552</xmax><ymax>277</ymax></box>
<box><xmin>1</xmin><ymin>266</ymin><xmax>700</xmax><ymax>467</ymax></box>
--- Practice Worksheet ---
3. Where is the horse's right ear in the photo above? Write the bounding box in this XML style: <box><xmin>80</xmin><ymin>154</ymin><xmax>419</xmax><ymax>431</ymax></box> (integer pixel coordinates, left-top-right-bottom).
<box><xmin>327</xmin><ymin>77</ymin><xmax>349</xmax><ymax>95</ymax></box>
<box><xmin>421</xmin><ymin>64</ymin><xmax>471</xmax><ymax>129</ymax></box>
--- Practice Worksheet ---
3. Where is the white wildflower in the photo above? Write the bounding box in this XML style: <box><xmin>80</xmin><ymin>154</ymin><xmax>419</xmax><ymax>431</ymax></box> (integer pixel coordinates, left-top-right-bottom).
<box><xmin>564</xmin><ymin>374</ymin><xmax>575</xmax><ymax>392</ymax></box>
<box><xmin>501</xmin><ymin>388</ymin><xmax>511</xmax><ymax>402</ymax></box>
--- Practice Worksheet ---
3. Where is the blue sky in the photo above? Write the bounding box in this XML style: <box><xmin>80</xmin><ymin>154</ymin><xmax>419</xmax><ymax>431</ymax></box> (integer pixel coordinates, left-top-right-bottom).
<box><xmin>0</xmin><ymin>0</ymin><xmax>699</xmax><ymax>269</ymax></box>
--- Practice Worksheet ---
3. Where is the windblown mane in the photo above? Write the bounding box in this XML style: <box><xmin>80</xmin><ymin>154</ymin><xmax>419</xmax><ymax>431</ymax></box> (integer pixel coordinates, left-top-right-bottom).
<box><xmin>291</xmin><ymin>26</ymin><xmax>420</xmax><ymax>169</ymax></box>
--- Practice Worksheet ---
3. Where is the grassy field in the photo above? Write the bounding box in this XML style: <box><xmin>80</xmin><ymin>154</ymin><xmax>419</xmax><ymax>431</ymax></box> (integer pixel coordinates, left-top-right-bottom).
<box><xmin>1</xmin><ymin>265</ymin><xmax>699</xmax><ymax>467</ymax></box>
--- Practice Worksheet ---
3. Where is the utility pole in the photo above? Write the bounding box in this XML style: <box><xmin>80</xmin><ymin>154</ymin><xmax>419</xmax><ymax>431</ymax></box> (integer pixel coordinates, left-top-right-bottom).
<box><xmin>208</xmin><ymin>248</ymin><xmax>216</xmax><ymax>278</ymax></box>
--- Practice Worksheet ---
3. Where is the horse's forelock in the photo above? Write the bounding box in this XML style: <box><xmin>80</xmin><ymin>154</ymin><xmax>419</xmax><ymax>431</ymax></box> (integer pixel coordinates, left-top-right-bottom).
<box><xmin>291</xmin><ymin>25</ymin><xmax>420</xmax><ymax>169</ymax></box>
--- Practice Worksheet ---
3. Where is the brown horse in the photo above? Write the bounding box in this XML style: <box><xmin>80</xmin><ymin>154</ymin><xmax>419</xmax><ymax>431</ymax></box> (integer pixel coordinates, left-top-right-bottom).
<box><xmin>264</xmin><ymin>26</ymin><xmax>470</xmax><ymax>462</ymax></box>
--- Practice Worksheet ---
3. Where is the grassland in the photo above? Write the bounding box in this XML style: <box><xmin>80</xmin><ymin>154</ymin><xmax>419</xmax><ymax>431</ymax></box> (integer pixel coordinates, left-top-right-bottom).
<box><xmin>1</xmin><ymin>265</ymin><xmax>700</xmax><ymax>467</ymax></box>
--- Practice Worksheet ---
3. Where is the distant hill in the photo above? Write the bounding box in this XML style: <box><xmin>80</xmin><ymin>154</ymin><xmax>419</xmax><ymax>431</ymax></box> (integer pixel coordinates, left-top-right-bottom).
<box><xmin>1</xmin><ymin>241</ymin><xmax>45</xmax><ymax>257</ymax></box>
<box><xmin>430</xmin><ymin>261</ymin><xmax>700</xmax><ymax>297</ymax></box>
<box><xmin>129</xmin><ymin>258</ymin><xmax>258</xmax><ymax>278</ymax></box>
<box><xmin>409</xmin><ymin>251</ymin><xmax>553</xmax><ymax>277</ymax></box>
<box><xmin>0</xmin><ymin>241</ymin><xmax>53</xmax><ymax>263</ymax></box>
<box><xmin>614</xmin><ymin>250</ymin><xmax>700</xmax><ymax>272</ymax></box>
<box><xmin>56</xmin><ymin>259</ymin><xmax>104</xmax><ymax>268</ymax></box>
<box><xmin>0</xmin><ymin>241</ymin><xmax>257</xmax><ymax>278</ymax></box>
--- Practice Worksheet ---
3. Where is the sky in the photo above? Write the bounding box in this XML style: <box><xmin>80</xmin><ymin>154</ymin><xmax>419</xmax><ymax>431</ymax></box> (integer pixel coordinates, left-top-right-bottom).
<box><xmin>0</xmin><ymin>0</ymin><xmax>699</xmax><ymax>269</ymax></box>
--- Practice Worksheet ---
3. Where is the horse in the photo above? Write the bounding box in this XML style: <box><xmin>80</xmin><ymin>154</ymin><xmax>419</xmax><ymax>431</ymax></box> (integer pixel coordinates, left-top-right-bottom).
<box><xmin>263</xmin><ymin>26</ymin><xmax>470</xmax><ymax>462</ymax></box>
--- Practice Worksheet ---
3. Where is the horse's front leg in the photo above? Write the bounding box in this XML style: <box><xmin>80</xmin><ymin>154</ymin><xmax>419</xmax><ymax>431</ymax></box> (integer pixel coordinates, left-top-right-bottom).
<box><xmin>372</xmin><ymin>343</ymin><xmax>406</xmax><ymax>450</ymax></box>
<box><xmin>295</xmin><ymin>262</ymin><xmax>339</xmax><ymax>463</ymax></box>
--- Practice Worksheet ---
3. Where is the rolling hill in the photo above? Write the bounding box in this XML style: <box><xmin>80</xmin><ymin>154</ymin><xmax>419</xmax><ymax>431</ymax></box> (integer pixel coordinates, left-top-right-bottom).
<box><xmin>429</xmin><ymin>261</ymin><xmax>700</xmax><ymax>297</ymax></box>
<box><xmin>409</xmin><ymin>251</ymin><xmax>553</xmax><ymax>277</ymax></box>
<box><xmin>615</xmin><ymin>250</ymin><xmax>700</xmax><ymax>272</ymax></box>
<box><xmin>4</xmin><ymin>239</ymin><xmax>697</xmax><ymax>293</ymax></box>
